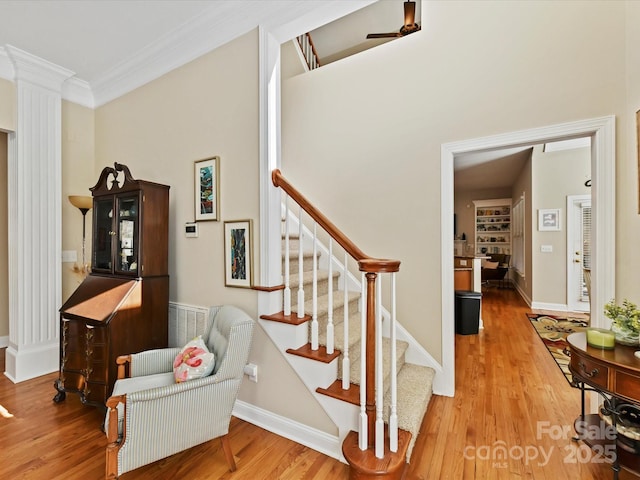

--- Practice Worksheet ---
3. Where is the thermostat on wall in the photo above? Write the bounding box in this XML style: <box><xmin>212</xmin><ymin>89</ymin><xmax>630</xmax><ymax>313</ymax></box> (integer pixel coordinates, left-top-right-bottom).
<box><xmin>185</xmin><ymin>222</ymin><xmax>198</xmax><ymax>238</ymax></box>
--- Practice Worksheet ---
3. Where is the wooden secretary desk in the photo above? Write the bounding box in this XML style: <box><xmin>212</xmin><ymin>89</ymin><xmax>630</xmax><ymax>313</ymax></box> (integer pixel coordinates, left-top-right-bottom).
<box><xmin>54</xmin><ymin>163</ymin><xmax>170</xmax><ymax>409</ymax></box>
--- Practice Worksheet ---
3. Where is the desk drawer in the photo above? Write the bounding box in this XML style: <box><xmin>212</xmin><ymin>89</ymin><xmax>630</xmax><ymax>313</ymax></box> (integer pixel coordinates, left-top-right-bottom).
<box><xmin>615</xmin><ymin>370</ymin><xmax>640</xmax><ymax>401</ymax></box>
<box><xmin>570</xmin><ymin>352</ymin><xmax>609</xmax><ymax>389</ymax></box>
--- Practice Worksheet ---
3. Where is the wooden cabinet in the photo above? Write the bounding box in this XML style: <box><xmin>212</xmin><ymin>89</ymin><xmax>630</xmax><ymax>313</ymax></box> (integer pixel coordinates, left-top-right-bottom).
<box><xmin>55</xmin><ymin>163</ymin><xmax>170</xmax><ymax>409</ymax></box>
<box><xmin>473</xmin><ymin>198</ymin><xmax>511</xmax><ymax>255</ymax></box>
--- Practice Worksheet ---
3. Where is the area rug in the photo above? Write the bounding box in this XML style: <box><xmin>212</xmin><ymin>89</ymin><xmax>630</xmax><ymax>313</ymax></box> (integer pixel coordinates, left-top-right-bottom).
<box><xmin>527</xmin><ymin>313</ymin><xmax>589</xmax><ymax>385</ymax></box>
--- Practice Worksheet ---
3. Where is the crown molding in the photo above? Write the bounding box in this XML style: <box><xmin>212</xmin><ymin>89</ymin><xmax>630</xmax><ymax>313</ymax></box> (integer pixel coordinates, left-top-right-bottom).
<box><xmin>91</xmin><ymin>1</ymin><xmax>257</xmax><ymax>107</ymax></box>
<box><xmin>62</xmin><ymin>77</ymin><xmax>94</xmax><ymax>109</ymax></box>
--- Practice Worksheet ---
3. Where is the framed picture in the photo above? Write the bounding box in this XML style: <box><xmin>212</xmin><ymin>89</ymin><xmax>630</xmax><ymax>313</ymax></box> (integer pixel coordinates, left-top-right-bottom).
<box><xmin>224</xmin><ymin>220</ymin><xmax>253</xmax><ymax>288</ymax></box>
<box><xmin>538</xmin><ymin>208</ymin><xmax>561</xmax><ymax>231</ymax></box>
<box><xmin>194</xmin><ymin>156</ymin><xmax>220</xmax><ymax>221</ymax></box>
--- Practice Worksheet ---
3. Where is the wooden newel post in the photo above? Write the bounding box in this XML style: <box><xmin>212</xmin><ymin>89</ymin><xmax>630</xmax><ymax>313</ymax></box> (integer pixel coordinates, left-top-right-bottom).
<box><xmin>365</xmin><ymin>271</ymin><xmax>378</xmax><ymax>447</ymax></box>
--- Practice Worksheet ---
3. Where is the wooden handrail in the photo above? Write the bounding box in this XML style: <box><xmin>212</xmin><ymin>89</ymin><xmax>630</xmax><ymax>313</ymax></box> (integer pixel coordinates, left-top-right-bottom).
<box><xmin>271</xmin><ymin>169</ymin><xmax>400</xmax><ymax>274</ymax></box>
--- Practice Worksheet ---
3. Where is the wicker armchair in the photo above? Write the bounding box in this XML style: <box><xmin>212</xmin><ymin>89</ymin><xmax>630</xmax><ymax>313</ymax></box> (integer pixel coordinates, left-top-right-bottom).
<box><xmin>104</xmin><ymin>305</ymin><xmax>254</xmax><ymax>479</ymax></box>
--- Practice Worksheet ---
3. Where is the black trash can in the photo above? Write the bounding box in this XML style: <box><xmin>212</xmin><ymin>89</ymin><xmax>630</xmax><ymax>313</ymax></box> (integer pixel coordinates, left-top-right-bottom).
<box><xmin>455</xmin><ymin>290</ymin><xmax>482</xmax><ymax>335</ymax></box>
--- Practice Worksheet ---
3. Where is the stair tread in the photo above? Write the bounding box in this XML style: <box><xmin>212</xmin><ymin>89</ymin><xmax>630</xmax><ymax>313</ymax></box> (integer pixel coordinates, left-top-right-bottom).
<box><xmin>345</xmin><ymin>337</ymin><xmax>410</xmax><ymax>386</ymax></box>
<box><xmin>385</xmin><ymin>363</ymin><xmax>435</xmax><ymax>461</ymax></box>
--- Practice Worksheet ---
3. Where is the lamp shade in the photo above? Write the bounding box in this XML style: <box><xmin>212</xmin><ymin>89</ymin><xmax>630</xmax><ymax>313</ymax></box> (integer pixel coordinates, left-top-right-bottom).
<box><xmin>68</xmin><ymin>195</ymin><xmax>93</xmax><ymax>210</ymax></box>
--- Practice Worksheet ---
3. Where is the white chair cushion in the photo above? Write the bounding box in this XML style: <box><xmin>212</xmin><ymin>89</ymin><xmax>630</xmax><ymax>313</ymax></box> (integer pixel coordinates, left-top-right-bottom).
<box><xmin>105</xmin><ymin>372</ymin><xmax>175</xmax><ymax>436</ymax></box>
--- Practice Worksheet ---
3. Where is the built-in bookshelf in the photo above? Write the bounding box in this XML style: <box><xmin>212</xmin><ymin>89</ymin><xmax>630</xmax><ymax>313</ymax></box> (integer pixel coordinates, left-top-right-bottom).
<box><xmin>474</xmin><ymin>198</ymin><xmax>511</xmax><ymax>255</ymax></box>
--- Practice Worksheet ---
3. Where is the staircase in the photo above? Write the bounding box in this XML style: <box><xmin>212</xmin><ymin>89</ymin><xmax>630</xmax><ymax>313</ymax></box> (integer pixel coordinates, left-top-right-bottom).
<box><xmin>259</xmin><ymin>169</ymin><xmax>435</xmax><ymax>479</ymax></box>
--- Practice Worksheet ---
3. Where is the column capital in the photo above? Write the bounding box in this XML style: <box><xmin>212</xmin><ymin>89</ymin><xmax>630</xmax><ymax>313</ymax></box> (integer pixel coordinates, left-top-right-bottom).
<box><xmin>5</xmin><ymin>44</ymin><xmax>75</xmax><ymax>92</ymax></box>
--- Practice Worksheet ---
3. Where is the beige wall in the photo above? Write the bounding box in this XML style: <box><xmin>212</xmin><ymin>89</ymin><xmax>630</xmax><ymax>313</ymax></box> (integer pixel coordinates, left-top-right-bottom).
<box><xmin>282</xmin><ymin>1</ymin><xmax>631</xmax><ymax>363</ymax></box>
<box><xmin>532</xmin><ymin>146</ymin><xmax>591</xmax><ymax>306</ymax></box>
<box><xmin>0</xmin><ymin>132</ymin><xmax>7</xmax><ymax>338</ymax></box>
<box><xmin>61</xmin><ymin>101</ymin><xmax>96</xmax><ymax>301</ymax></box>
<box><xmin>94</xmin><ymin>30</ymin><xmax>336</xmax><ymax>435</ymax></box>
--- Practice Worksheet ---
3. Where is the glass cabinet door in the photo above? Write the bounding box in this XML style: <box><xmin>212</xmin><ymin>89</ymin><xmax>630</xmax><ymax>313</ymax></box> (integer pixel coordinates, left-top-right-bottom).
<box><xmin>92</xmin><ymin>198</ymin><xmax>115</xmax><ymax>272</ymax></box>
<box><xmin>115</xmin><ymin>196</ymin><xmax>139</xmax><ymax>275</ymax></box>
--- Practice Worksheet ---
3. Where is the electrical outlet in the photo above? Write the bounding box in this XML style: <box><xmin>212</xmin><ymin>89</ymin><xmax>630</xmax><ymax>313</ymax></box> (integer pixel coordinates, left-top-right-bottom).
<box><xmin>243</xmin><ymin>363</ymin><xmax>258</xmax><ymax>382</ymax></box>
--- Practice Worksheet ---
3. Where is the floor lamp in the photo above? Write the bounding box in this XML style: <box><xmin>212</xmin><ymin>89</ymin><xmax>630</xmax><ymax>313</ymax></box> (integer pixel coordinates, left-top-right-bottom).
<box><xmin>68</xmin><ymin>195</ymin><xmax>93</xmax><ymax>272</ymax></box>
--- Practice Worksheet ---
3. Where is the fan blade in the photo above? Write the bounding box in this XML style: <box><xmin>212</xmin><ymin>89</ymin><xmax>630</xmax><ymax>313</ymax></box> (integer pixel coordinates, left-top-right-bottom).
<box><xmin>403</xmin><ymin>1</ymin><xmax>416</xmax><ymax>27</ymax></box>
<box><xmin>366</xmin><ymin>32</ymin><xmax>401</xmax><ymax>39</ymax></box>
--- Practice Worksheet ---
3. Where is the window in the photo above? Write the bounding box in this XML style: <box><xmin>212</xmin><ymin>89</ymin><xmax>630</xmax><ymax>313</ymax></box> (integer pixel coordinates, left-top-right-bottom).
<box><xmin>513</xmin><ymin>194</ymin><xmax>525</xmax><ymax>275</ymax></box>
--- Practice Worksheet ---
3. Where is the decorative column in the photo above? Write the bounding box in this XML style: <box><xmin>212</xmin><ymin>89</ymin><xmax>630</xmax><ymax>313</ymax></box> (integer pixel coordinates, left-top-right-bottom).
<box><xmin>4</xmin><ymin>46</ymin><xmax>74</xmax><ymax>382</ymax></box>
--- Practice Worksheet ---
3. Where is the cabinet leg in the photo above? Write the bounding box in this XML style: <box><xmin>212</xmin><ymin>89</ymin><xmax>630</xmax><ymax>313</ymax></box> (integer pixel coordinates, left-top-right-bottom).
<box><xmin>52</xmin><ymin>379</ymin><xmax>66</xmax><ymax>403</ymax></box>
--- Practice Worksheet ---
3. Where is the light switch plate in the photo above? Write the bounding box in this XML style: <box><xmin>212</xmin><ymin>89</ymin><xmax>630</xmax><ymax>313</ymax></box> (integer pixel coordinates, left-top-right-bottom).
<box><xmin>61</xmin><ymin>250</ymin><xmax>77</xmax><ymax>263</ymax></box>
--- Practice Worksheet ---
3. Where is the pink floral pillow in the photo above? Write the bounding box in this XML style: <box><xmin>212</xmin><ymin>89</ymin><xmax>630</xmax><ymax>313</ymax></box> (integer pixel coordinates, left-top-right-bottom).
<box><xmin>173</xmin><ymin>336</ymin><xmax>215</xmax><ymax>383</ymax></box>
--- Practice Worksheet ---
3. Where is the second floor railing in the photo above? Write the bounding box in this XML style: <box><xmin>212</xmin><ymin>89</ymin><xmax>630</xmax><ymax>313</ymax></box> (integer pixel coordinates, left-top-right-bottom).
<box><xmin>296</xmin><ymin>33</ymin><xmax>321</xmax><ymax>71</ymax></box>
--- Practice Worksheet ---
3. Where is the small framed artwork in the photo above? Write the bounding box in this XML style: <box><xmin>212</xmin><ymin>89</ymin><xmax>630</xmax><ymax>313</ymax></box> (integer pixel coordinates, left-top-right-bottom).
<box><xmin>538</xmin><ymin>208</ymin><xmax>561</xmax><ymax>231</ymax></box>
<box><xmin>194</xmin><ymin>156</ymin><xmax>220</xmax><ymax>221</ymax></box>
<box><xmin>224</xmin><ymin>220</ymin><xmax>253</xmax><ymax>288</ymax></box>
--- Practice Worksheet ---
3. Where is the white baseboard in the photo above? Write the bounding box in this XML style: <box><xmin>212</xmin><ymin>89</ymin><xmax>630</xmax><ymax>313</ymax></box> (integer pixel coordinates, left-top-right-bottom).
<box><xmin>233</xmin><ymin>399</ymin><xmax>343</xmax><ymax>462</ymax></box>
<box><xmin>0</xmin><ymin>336</ymin><xmax>8</xmax><ymax>348</ymax></box>
<box><xmin>530</xmin><ymin>301</ymin><xmax>568</xmax><ymax>312</ymax></box>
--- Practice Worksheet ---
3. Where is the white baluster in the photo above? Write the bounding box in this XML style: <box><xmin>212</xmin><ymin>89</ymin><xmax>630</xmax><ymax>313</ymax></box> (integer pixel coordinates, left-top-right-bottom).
<box><xmin>342</xmin><ymin>252</ymin><xmax>350</xmax><ymax>389</ymax></box>
<box><xmin>283</xmin><ymin>198</ymin><xmax>291</xmax><ymax>316</ymax></box>
<box><xmin>389</xmin><ymin>272</ymin><xmax>398</xmax><ymax>452</ymax></box>
<box><xmin>326</xmin><ymin>239</ymin><xmax>334</xmax><ymax>354</ymax></box>
<box><xmin>311</xmin><ymin>223</ymin><xmax>319</xmax><ymax>350</ymax></box>
<box><xmin>358</xmin><ymin>272</ymin><xmax>367</xmax><ymax>451</ymax></box>
<box><xmin>375</xmin><ymin>276</ymin><xmax>384</xmax><ymax>458</ymax></box>
<box><xmin>297</xmin><ymin>208</ymin><xmax>305</xmax><ymax>318</ymax></box>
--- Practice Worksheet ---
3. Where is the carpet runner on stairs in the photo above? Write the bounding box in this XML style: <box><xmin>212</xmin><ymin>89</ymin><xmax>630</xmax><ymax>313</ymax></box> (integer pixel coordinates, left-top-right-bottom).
<box><xmin>279</xmin><ymin>241</ymin><xmax>436</xmax><ymax>462</ymax></box>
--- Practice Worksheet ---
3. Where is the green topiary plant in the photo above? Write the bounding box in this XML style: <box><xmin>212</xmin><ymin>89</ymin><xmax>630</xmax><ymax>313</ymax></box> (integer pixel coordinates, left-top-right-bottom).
<box><xmin>606</xmin><ymin>299</ymin><xmax>640</xmax><ymax>345</ymax></box>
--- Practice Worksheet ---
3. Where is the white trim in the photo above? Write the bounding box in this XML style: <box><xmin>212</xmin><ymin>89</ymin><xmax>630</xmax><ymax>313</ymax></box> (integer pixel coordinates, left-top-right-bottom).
<box><xmin>0</xmin><ymin>336</ymin><xmax>8</xmax><ymax>348</ymax></box>
<box><xmin>441</xmin><ymin>116</ymin><xmax>616</xmax><ymax>398</ymax></box>
<box><xmin>233</xmin><ymin>399</ymin><xmax>342</xmax><ymax>461</ymax></box>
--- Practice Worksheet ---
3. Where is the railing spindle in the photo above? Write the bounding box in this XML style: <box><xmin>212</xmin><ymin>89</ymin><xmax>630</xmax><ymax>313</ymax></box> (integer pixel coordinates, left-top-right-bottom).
<box><xmin>342</xmin><ymin>252</ymin><xmax>350</xmax><ymax>389</ymax></box>
<box><xmin>359</xmin><ymin>272</ymin><xmax>367</xmax><ymax>450</ymax></box>
<box><xmin>389</xmin><ymin>272</ymin><xmax>398</xmax><ymax>452</ymax></box>
<box><xmin>311</xmin><ymin>223</ymin><xmax>319</xmax><ymax>350</ymax></box>
<box><xmin>297</xmin><ymin>207</ymin><xmax>305</xmax><ymax>318</ymax></box>
<box><xmin>283</xmin><ymin>197</ymin><xmax>291</xmax><ymax>316</ymax></box>
<box><xmin>326</xmin><ymin>238</ymin><xmax>334</xmax><ymax>354</ymax></box>
<box><xmin>375</xmin><ymin>276</ymin><xmax>384</xmax><ymax>458</ymax></box>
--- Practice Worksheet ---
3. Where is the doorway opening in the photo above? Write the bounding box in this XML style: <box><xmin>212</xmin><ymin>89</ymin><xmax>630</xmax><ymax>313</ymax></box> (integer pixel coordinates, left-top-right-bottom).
<box><xmin>439</xmin><ymin>116</ymin><xmax>615</xmax><ymax>397</ymax></box>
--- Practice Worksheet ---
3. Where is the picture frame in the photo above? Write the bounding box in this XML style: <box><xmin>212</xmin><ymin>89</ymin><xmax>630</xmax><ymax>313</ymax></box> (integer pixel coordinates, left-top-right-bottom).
<box><xmin>224</xmin><ymin>220</ymin><xmax>253</xmax><ymax>288</ymax></box>
<box><xmin>538</xmin><ymin>208</ymin><xmax>561</xmax><ymax>231</ymax></box>
<box><xmin>194</xmin><ymin>156</ymin><xmax>220</xmax><ymax>221</ymax></box>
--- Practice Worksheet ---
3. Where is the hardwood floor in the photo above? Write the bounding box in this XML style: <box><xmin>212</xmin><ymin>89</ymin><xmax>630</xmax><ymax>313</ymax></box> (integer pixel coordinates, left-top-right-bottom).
<box><xmin>0</xmin><ymin>288</ymin><xmax>635</xmax><ymax>479</ymax></box>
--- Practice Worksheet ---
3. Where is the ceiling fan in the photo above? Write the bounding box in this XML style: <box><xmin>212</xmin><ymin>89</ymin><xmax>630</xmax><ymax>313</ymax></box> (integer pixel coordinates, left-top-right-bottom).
<box><xmin>366</xmin><ymin>1</ymin><xmax>421</xmax><ymax>39</ymax></box>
